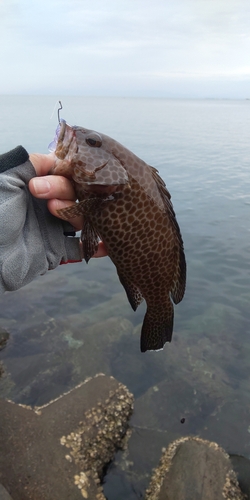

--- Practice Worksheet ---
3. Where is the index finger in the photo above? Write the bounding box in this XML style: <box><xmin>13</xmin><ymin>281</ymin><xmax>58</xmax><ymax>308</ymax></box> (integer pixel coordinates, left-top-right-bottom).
<box><xmin>29</xmin><ymin>153</ymin><xmax>55</xmax><ymax>176</ymax></box>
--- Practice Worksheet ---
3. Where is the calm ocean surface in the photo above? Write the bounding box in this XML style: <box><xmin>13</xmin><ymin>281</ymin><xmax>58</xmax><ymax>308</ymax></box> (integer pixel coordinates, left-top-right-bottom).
<box><xmin>0</xmin><ymin>96</ymin><xmax>250</xmax><ymax>497</ymax></box>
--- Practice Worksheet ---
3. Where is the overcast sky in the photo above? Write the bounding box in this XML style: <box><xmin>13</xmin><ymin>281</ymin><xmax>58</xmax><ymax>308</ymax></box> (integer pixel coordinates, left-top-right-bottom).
<box><xmin>1</xmin><ymin>0</ymin><xmax>249</xmax><ymax>98</ymax></box>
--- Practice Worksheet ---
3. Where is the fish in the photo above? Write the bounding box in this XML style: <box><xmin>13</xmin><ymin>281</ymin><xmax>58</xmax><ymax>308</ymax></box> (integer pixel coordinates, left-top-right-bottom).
<box><xmin>49</xmin><ymin>119</ymin><xmax>186</xmax><ymax>352</ymax></box>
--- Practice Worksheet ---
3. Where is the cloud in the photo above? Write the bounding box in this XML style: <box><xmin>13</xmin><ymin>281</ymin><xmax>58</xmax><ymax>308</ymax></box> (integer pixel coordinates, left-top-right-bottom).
<box><xmin>0</xmin><ymin>0</ymin><xmax>250</xmax><ymax>97</ymax></box>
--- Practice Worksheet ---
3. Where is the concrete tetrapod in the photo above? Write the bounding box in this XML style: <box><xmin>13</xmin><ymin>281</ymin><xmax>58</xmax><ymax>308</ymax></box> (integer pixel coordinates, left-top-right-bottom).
<box><xmin>145</xmin><ymin>436</ymin><xmax>245</xmax><ymax>500</ymax></box>
<box><xmin>0</xmin><ymin>374</ymin><xmax>134</xmax><ymax>500</ymax></box>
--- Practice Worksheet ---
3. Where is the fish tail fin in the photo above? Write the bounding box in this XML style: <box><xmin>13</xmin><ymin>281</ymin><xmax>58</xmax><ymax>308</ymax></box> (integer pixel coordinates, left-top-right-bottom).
<box><xmin>140</xmin><ymin>299</ymin><xmax>174</xmax><ymax>353</ymax></box>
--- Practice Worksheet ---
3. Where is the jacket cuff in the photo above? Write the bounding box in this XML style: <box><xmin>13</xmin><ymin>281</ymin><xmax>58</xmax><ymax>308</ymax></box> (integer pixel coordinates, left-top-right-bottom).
<box><xmin>0</xmin><ymin>146</ymin><xmax>29</xmax><ymax>173</ymax></box>
<box><xmin>60</xmin><ymin>237</ymin><xmax>82</xmax><ymax>264</ymax></box>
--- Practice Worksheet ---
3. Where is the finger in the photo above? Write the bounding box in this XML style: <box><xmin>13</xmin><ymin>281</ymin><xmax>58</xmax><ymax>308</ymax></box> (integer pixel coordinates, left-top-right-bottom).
<box><xmin>93</xmin><ymin>241</ymin><xmax>108</xmax><ymax>258</ymax></box>
<box><xmin>47</xmin><ymin>199</ymin><xmax>83</xmax><ymax>231</ymax></box>
<box><xmin>29</xmin><ymin>153</ymin><xmax>55</xmax><ymax>176</ymax></box>
<box><xmin>29</xmin><ymin>175</ymin><xmax>76</xmax><ymax>201</ymax></box>
<box><xmin>79</xmin><ymin>241</ymin><xmax>108</xmax><ymax>259</ymax></box>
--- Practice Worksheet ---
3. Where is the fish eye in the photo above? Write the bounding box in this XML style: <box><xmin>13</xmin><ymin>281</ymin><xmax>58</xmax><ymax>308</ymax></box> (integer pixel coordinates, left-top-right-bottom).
<box><xmin>86</xmin><ymin>133</ymin><xmax>102</xmax><ymax>148</ymax></box>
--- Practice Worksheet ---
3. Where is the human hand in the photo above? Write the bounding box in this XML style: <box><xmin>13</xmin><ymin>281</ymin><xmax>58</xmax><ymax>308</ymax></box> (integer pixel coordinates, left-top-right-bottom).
<box><xmin>28</xmin><ymin>153</ymin><xmax>107</xmax><ymax>258</ymax></box>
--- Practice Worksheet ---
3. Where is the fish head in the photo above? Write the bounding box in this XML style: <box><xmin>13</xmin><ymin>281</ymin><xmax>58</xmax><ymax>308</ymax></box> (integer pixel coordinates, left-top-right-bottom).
<box><xmin>49</xmin><ymin>120</ymin><xmax>129</xmax><ymax>195</ymax></box>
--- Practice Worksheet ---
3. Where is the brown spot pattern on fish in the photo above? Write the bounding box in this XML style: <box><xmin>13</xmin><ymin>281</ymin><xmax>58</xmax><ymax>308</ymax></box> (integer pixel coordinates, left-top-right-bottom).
<box><xmin>50</xmin><ymin>120</ymin><xmax>186</xmax><ymax>352</ymax></box>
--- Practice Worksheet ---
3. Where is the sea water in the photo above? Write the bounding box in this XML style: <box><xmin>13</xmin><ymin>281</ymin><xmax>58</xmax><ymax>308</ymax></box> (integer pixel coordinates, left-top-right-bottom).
<box><xmin>0</xmin><ymin>96</ymin><xmax>250</xmax><ymax>498</ymax></box>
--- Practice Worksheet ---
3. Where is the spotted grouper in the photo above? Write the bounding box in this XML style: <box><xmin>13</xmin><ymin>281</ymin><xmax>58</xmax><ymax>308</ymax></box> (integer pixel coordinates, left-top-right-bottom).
<box><xmin>49</xmin><ymin>119</ymin><xmax>186</xmax><ymax>352</ymax></box>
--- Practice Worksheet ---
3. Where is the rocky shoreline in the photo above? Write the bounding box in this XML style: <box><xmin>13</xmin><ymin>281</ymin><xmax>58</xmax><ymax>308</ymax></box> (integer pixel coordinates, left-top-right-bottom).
<box><xmin>0</xmin><ymin>374</ymin><xmax>248</xmax><ymax>500</ymax></box>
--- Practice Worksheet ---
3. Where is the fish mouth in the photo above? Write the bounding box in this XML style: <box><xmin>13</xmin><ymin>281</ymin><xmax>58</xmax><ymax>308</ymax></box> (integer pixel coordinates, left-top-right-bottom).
<box><xmin>48</xmin><ymin>120</ymin><xmax>66</xmax><ymax>153</ymax></box>
<box><xmin>58</xmin><ymin>119</ymin><xmax>67</xmax><ymax>142</ymax></box>
<box><xmin>55</xmin><ymin>120</ymin><xmax>77</xmax><ymax>160</ymax></box>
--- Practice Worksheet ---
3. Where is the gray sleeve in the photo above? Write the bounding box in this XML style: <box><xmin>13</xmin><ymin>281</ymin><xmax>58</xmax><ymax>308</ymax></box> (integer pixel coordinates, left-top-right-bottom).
<box><xmin>0</xmin><ymin>150</ymin><xmax>82</xmax><ymax>293</ymax></box>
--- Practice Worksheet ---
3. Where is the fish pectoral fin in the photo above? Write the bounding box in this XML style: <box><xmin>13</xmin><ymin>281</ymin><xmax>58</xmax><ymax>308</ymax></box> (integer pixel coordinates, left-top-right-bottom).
<box><xmin>117</xmin><ymin>272</ymin><xmax>144</xmax><ymax>311</ymax></box>
<box><xmin>57</xmin><ymin>201</ymin><xmax>85</xmax><ymax>219</ymax></box>
<box><xmin>57</xmin><ymin>198</ymin><xmax>104</xmax><ymax>219</ymax></box>
<box><xmin>140</xmin><ymin>300</ymin><xmax>174</xmax><ymax>352</ymax></box>
<box><xmin>81</xmin><ymin>218</ymin><xmax>100</xmax><ymax>263</ymax></box>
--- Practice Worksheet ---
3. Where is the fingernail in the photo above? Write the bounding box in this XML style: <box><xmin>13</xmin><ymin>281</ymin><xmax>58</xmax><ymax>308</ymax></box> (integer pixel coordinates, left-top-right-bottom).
<box><xmin>32</xmin><ymin>178</ymin><xmax>51</xmax><ymax>195</ymax></box>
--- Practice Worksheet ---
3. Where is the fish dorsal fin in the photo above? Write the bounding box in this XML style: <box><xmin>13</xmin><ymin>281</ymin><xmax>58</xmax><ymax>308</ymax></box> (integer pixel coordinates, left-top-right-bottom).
<box><xmin>169</xmin><ymin>246</ymin><xmax>186</xmax><ymax>304</ymax></box>
<box><xmin>150</xmin><ymin>166</ymin><xmax>186</xmax><ymax>304</ymax></box>
<box><xmin>150</xmin><ymin>166</ymin><xmax>180</xmax><ymax>233</ymax></box>
<box><xmin>150</xmin><ymin>166</ymin><xmax>172</xmax><ymax>200</ymax></box>
<box><xmin>150</xmin><ymin>167</ymin><xmax>174</xmax><ymax>214</ymax></box>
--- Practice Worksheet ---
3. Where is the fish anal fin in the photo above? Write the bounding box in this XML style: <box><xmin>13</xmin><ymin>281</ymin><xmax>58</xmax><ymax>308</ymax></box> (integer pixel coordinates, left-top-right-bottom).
<box><xmin>117</xmin><ymin>272</ymin><xmax>144</xmax><ymax>311</ymax></box>
<box><xmin>81</xmin><ymin>219</ymin><xmax>100</xmax><ymax>263</ymax></box>
<box><xmin>140</xmin><ymin>300</ymin><xmax>174</xmax><ymax>352</ymax></box>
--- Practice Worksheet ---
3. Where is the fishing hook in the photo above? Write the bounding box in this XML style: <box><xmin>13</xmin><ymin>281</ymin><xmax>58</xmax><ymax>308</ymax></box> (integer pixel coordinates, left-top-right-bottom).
<box><xmin>58</xmin><ymin>101</ymin><xmax>63</xmax><ymax>123</ymax></box>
